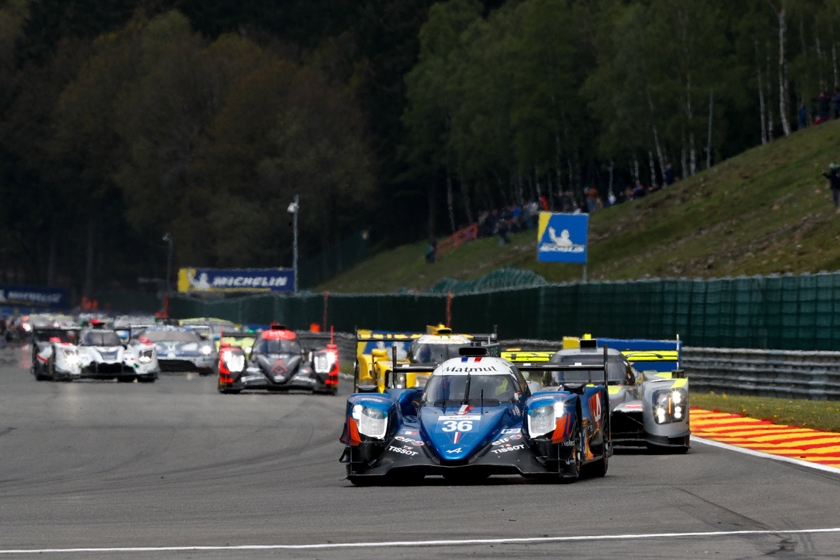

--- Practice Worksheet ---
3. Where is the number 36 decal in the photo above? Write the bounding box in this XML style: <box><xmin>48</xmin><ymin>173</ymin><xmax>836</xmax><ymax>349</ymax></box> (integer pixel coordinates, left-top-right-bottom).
<box><xmin>442</xmin><ymin>420</ymin><xmax>473</xmax><ymax>432</ymax></box>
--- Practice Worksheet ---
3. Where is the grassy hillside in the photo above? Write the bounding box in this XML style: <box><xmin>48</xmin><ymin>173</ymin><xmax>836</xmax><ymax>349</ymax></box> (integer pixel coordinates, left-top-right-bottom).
<box><xmin>319</xmin><ymin>120</ymin><xmax>840</xmax><ymax>293</ymax></box>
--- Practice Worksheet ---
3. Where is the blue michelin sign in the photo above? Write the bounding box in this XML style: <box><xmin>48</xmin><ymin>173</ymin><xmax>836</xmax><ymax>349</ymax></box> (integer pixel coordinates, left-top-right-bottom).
<box><xmin>536</xmin><ymin>212</ymin><xmax>588</xmax><ymax>263</ymax></box>
<box><xmin>178</xmin><ymin>268</ymin><xmax>294</xmax><ymax>293</ymax></box>
<box><xmin>0</xmin><ymin>285</ymin><xmax>68</xmax><ymax>308</ymax></box>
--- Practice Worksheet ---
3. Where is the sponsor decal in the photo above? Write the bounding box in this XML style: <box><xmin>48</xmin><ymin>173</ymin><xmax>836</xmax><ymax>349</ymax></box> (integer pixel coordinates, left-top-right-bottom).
<box><xmin>492</xmin><ymin>437</ymin><xmax>509</xmax><ymax>446</ymax></box>
<box><xmin>438</xmin><ymin>415</ymin><xmax>480</xmax><ymax>421</ymax></box>
<box><xmin>491</xmin><ymin>444</ymin><xmax>525</xmax><ymax>454</ymax></box>
<box><xmin>178</xmin><ymin>268</ymin><xmax>294</xmax><ymax>293</ymax></box>
<box><xmin>536</xmin><ymin>213</ymin><xmax>588</xmax><ymax>263</ymax></box>
<box><xmin>560</xmin><ymin>440</ymin><xmax>576</xmax><ymax>447</ymax></box>
<box><xmin>500</xmin><ymin>428</ymin><xmax>521</xmax><ymax>435</ymax></box>
<box><xmin>0</xmin><ymin>285</ymin><xmax>67</xmax><ymax>308</ymax></box>
<box><xmin>394</xmin><ymin>436</ymin><xmax>424</xmax><ymax>446</ymax></box>
<box><xmin>456</xmin><ymin>404</ymin><xmax>473</xmax><ymax>415</ymax></box>
<box><xmin>441</xmin><ymin>366</ymin><xmax>499</xmax><ymax>373</ymax></box>
<box><xmin>446</xmin><ymin>448</ymin><xmax>462</xmax><ymax>454</ymax></box>
<box><xmin>388</xmin><ymin>446</ymin><xmax>418</xmax><ymax>457</ymax></box>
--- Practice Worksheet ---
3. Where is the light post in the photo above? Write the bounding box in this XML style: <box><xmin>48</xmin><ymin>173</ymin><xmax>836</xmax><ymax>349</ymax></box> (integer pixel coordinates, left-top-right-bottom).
<box><xmin>287</xmin><ymin>195</ymin><xmax>299</xmax><ymax>292</ymax></box>
<box><xmin>162</xmin><ymin>233</ymin><xmax>173</xmax><ymax>297</ymax></box>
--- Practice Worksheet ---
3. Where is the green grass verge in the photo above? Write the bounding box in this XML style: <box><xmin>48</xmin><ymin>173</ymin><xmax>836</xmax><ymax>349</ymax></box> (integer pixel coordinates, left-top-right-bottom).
<box><xmin>319</xmin><ymin>120</ymin><xmax>840</xmax><ymax>293</ymax></box>
<box><xmin>692</xmin><ymin>393</ymin><xmax>840</xmax><ymax>433</ymax></box>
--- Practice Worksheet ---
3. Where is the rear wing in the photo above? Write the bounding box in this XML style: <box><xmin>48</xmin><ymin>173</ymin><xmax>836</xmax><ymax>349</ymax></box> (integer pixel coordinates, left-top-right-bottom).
<box><xmin>516</xmin><ymin>343</ymin><xmax>610</xmax><ymax>388</ymax></box>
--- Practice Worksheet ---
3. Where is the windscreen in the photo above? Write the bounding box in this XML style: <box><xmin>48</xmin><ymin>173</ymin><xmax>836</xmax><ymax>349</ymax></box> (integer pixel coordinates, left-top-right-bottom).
<box><xmin>142</xmin><ymin>330</ymin><xmax>201</xmax><ymax>343</ymax></box>
<box><xmin>423</xmin><ymin>374</ymin><xmax>519</xmax><ymax>406</ymax></box>
<box><xmin>82</xmin><ymin>331</ymin><xmax>122</xmax><ymax>346</ymax></box>
<box><xmin>33</xmin><ymin>329</ymin><xmax>77</xmax><ymax>343</ymax></box>
<box><xmin>548</xmin><ymin>355</ymin><xmax>631</xmax><ymax>384</ymax></box>
<box><xmin>252</xmin><ymin>338</ymin><xmax>302</xmax><ymax>355</ymax></box>
<box><xmin>408</xmin><ymin>343</ymin><xmax>466</xmax><ymax>364</ymax></box>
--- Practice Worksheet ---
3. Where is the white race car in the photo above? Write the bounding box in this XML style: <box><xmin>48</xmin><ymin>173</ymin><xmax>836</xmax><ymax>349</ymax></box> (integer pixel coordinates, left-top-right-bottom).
<box><xmin>32</xmin><ymin>324</ymin><xmax>159</xmax><ymax>382</ymax></box>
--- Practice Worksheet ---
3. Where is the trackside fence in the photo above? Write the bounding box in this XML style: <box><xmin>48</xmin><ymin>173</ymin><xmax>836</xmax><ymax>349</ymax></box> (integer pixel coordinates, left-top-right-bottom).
<box><xmin>168</xmin><ymin>272</ymin><xmax>840</xmax><ymax>352</ymax></box>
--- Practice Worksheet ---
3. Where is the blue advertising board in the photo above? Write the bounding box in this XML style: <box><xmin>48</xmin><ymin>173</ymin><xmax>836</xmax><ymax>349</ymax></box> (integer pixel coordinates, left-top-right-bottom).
<box><xmin>536</xmin><ymin>212</ymin><xmax>589</xmax><ymax>263</ymax></box>
<box><xmin>178</xmin><ymin>268</ymin><xmax>294</xmax><ymax>293</ymax></box>
<box><xmin>0</xmin><ymin>285</ymin><xmax>68</xmax><ymax>309</ymax></box>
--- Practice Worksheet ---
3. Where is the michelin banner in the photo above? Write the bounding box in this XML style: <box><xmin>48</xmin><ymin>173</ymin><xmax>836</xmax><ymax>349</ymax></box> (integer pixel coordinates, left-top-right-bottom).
<box><xmin>178</xmin><ymin>268</ymin><xmax>294</xmax><ymax>293</ymax></box>
<box><xmin>536</xmin><ymin>212</ymin><xmax>588</xmax><ymax>263</ymax></box>
<box><xmin>0</xmin><ymin>285</ymin><xmax>68</xmax><ymax>308</ymax></box>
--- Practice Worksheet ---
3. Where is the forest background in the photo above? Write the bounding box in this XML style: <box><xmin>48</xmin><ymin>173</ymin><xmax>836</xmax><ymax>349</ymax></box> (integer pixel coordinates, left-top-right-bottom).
<box><xmin>0</xmin><ymin>0</ymin><xmax>836</xmax><ymax>298</ymax></box>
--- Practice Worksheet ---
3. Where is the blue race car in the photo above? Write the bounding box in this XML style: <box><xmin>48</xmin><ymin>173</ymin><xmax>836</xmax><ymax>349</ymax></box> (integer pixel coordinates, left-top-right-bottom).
<box><xmin>339</xmin><ymin>345</ymin><xmax>612</xmax><ymax>485</ymax></box>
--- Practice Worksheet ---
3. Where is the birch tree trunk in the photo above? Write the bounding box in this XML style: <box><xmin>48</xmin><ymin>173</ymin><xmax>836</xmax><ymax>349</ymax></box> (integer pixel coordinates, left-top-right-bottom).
<box><xmin>646</xmin><ymin>91</ymin><xmax>667</xmax><ymax>175</ymax></box>
<box><xmin>445</xmin><ymin>165</ymin><xmax>456</xmax><ymax>232</ymax></box>
<box><xmin>755</xmin><ymin>39</ymin><xmax>768</xmax><ymax>144</ymax></box>
<box><xmin>608</xmin><ymin>160</ymin><xmax>615</xmax><ymax>201</ymax></box>
<box><xmin>633</xmin><ymin>156</ymin><xmax>640</xmax><ymax>185</ymax></box>
<box><xmin>534</xmin><ymin>165</ymin><xmax>541</xmax><ymax>200</ymax></box>
<box><xmin>648</xmin><ymin>150</ymin><xmax>657</xmax><ymax>186</ymax></box>
<box><xmin>778</xmin><ymin>7</ymin><xmax>792</xmax><ymax>137</ymax></box>
<box><xmin>767</xmin><ymin>41</ymin><xmax>776</xmax><ymax>140</ymax></box>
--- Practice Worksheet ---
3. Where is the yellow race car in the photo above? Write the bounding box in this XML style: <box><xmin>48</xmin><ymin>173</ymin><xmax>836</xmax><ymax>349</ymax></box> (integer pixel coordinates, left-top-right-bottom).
<box><xmin>354</xmin><ymin>324</ymin><xmax>498</xmax><ymax>393</ymax></box>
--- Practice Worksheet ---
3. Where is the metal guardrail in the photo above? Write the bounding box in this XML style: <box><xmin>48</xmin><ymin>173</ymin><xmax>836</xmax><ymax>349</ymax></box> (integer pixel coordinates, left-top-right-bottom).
<box><xmin>500</xmin><ymin>339</ymin><xmax>840</xmax><ymax>401</ymax></box>
<box><xmin>683</xmin><ymin>347</ymin><xmax>840</xmax><ymax>401</ymax></box>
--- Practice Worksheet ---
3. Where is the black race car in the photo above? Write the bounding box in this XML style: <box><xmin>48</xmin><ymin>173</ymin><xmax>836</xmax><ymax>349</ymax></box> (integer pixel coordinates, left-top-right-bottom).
<box><xmin>217</xmin><ymin>324</ymin><xmax>338</xmax><ymax>395</ymax></box>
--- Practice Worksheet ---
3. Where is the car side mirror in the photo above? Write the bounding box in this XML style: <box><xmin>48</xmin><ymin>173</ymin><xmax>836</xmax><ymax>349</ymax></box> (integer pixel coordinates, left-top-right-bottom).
<box><xmin>672</xmin><ymin>369</ymin><xmax>686</xmax><ymax>379</ymax></box>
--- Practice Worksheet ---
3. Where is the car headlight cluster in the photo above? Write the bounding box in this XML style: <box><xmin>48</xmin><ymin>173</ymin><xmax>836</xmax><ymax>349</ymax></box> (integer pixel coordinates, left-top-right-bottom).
<box><xmin>200</xmin><ymin>344</ymin><xmax>213</xmax><ymax>356</ymax></box>
<box><xmin>60</xmin><ymin>348</ymin><xmax>79</xmax><ymax>365</ymax></box>
<box><xmin>352</xmin><ymin>405</ymin><xmax>388</xmax><ymax>439</ymax></box>
<box><xmin>393</xmin><ymin>371</ymin><xmax>407</xmax><ymax>389</ymax></box>
<box><xmin>313</xmin><ymin>352</ymin><xmax>336</xmax><ymax>374</ymax></box>
<box><xmin>528</xmin><ymin>402</ymin><xmax>565</xmax><ymax>438</ymax></box>
<box><xmin>653</xmin><ymin>389</ymin><xmax>688</xmax><ymax>424</ymax></box>
<box><xmin>138</xmin><ymin>349</ymin><xmax>154</xmax><ymax>364</ymax></box>
<box><xmin>222</xmin><ymin>351</ymin><xmax>245</xmax><ymax>373</ymax></box>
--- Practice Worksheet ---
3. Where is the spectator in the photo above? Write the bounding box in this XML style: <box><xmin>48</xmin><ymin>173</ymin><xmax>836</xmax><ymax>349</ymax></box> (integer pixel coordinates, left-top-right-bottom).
<box><xmin>798</xmin><ymin>103</ymin><xmax>808</xmax><ymax>130</ymax></box>
<box><xmin>664</xmin><ymin>163</ymin><xmax>676</xmax><ymax>186</ymax></box>
<box><xmin>539</xmin><ymin>194</ymin><xmax>549</xmax><ymax>211</ymax></box>
<box><xmin>632</xmin><ymin>182</ymin><xmax>647</xmax><ymax>200</ymax></box>
<box><xmin>818</xmin><ymin>91</ymin><xmax>830</xmax><ymax>123</ymax></box>
<box><xmin>607</xmin><ymin>190</ymin><xmax>617</xmax><ymax>206</ymax></box>
<box><xmin>425</xmin><ymin>238</ymin><xmax>437</xmax><ymax>263</ymax></box>
<box><xmin>527</xmin><ymin>200</ymin><xmax>539</xmax><ymax>229</ymax></box>
<box><xmin>497</xmin><ymin>216</ymin><xmax>511</xmax><ymax>246</ymax></box>
<box><xmin>585</xmin><ymin>185</ymin><xmax>599</xmax><ymax>213</ymax></box>
<box><xmin>834</xmin><ymin>89</ymin><xmax>840</xmax><ymax>120</ymax></box>
<box><xmin>822</xmin><ymin>162</ymin><xmax>840</xmax><ymax>213</ymax></box>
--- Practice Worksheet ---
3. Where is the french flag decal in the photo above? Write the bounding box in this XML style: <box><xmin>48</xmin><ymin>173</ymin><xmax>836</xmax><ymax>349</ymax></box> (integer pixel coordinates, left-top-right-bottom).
<box><xmin>453</xmin><ymin>431</ymin><xmax>462</xmax><ymax>444</ymax></box>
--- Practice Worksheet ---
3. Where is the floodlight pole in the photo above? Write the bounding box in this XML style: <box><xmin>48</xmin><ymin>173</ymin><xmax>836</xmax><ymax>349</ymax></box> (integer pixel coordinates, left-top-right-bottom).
<box><xmin>293</xmin><ymin>194</ymin><xmax>299</xmax><ymax>292</ymax></box>
<box><xmin>163</xmin><ymin>233</ymin><xmax>173</xmax><ymax>296</ymax></box>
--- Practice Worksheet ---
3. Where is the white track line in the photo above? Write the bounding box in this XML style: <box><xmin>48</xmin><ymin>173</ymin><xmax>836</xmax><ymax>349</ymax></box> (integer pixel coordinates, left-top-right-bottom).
<box><xmin>692</xmin><ymin>436</ymin><xmax>840</xmax><ymax>476</ymax></box>
<box><xmin>2</xmin><ymin>528</ymin><xmax>840</xmax><ymax>554</ymax></box>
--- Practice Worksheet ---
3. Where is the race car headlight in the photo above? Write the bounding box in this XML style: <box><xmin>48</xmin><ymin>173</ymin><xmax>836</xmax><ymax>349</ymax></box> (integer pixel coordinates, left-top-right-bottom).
<box><xmin>222</xmin><ymin>351</ymin><xmax>245</xmax><ymax>373</ymax></box>
<box><xmin>528</xmin><ymin>404</ymin><xmax>556</xmax><ymax>438</ymax></box>
<box><xmin>357</xmin><ymin>406</ymin><xmax>388</xmax><ymax>439</ymax></box>
<box><xmin>200</xmin><ymin>345</ymin><xmax>213</xmax><ymax>355</ymax></box>
<box><xmin>22</xmin><ymin>323</ymin><xmax>32</xmax><ymax>332</ymax></box>
<box><xmin>394</xmin><ymin>371</ymin><xmax>407</xmax><ymax>389</ymax></box>
<box><xmin>60</xmin><ymin>348</ymin><xmax>79</xmax><ymax>365</ymax></box>
<box><xmin>138</xmin><ymin>349</ymin><xmax>153</xmax><ymax>364</ymax></box>
<box><xmin>653</xmin><ymin>389</ymin><xmax>688</xmax><ymax>424</ymax></box>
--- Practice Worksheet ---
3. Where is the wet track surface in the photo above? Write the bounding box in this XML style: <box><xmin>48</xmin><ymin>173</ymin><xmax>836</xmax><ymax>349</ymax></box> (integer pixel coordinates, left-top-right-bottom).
<box><xmin>1</xmin><ymin>345</ymin><xmax>839</xmax><ymax>559</ymax></box>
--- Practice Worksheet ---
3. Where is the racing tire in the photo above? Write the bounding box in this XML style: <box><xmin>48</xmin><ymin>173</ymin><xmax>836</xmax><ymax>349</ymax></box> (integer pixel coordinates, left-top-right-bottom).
<box><xmin>48</xmin><ymin>355</ymin><xmax>59</xmax><ymax>382</ymax></box>
<box><xmin>219</xmin><ymin>389</ymin><xmax>241</xmax><ymax>395</ymax></box>
<box><xmin>117</xmin><ymin>376</ymin><xmax>135</xmax><ymax>383</ymax></box>
<box><xmin>584</xmin><ymin>451</ymin><xmax>608</xmax><ymax>478</ymax></box>
<box><xmin>137</xmin><ymin>377</ymin><xmax>156</xmax><ymax>383</ymax></box>
<box><xmin>559</xmin><ymin>432</ymin><xmax>582</xmax><ymax>484</ymax></box>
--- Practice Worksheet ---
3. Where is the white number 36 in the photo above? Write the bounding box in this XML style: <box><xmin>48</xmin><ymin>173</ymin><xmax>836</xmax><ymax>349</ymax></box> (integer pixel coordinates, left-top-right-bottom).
<box><xmin>442</xmin><ymin>420</ymin><xmax>473</xmax><ymax>432</ymax></box>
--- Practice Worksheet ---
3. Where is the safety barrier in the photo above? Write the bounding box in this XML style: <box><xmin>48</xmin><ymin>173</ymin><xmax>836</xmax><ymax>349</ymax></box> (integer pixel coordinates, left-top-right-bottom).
<box><xmin>682</xmin><ymin>347</ymin><xmax>840</xmax><ymax>401</ymax></box>
<box><xmin>499</xmin><ymin>338</ymin><xmax>840</xmax><ymax>401</ymax></box>
<box><xmin>437</xmin><ymin>223</ymin><xmax>478</xmax><ymax>256</ymax></box>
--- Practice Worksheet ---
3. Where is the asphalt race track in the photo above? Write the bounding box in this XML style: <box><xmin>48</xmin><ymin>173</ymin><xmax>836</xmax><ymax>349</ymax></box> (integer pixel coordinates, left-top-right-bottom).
<box><xmin>1</xmin><ymin>345</ymin><xmax>839</xmax><ymax>559</ymax></box>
